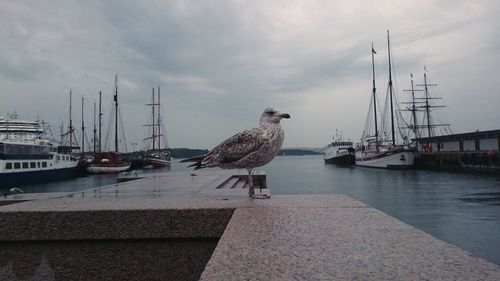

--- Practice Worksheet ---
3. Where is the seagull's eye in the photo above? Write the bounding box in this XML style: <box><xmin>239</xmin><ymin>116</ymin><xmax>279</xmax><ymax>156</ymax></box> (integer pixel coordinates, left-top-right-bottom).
<box><xmin>267</xmin><ymin>111</ymin><xmax>276</xmax><ymax>115</ymax></box>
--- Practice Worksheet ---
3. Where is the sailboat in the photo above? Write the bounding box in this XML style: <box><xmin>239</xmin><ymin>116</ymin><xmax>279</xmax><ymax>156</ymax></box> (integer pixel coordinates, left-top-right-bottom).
<box><xmin>143</xmin><ymin>86</ymin><xmax>170</xmax><ymax>168</ymax></box>
<box><xmin>355</xmin><ymin>31</ymin><xmax>415</xmax><ymax>169</ymax></box>
<box><xmin>87</xmin><ymin>75</ymin><xmax>131</xmax><ymax>173</ymax></box>
<box><xmin>401</xmin><ymin>70</ymin><xmax>452</xmax><ymax>152</ymax></box>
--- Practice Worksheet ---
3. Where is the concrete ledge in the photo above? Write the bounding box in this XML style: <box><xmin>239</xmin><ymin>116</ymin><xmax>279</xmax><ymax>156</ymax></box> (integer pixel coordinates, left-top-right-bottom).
<box><xmin>0</xmin><ymin>208</ymin><xmax>234</xmax><ymax>241</ymax></box>
<box><xmin>0</xmin><ymin>239</ymin><xmax>218</xmax><ymax>281</ymax></box>
<box><xmin>1</xmin><ymin>173</ymin><xmax>499</xmax><ymax>280</ymax></box>
<box><xmin>201</xmin><ymin>196</ymin><xmax>500</xmax><ymax>280</ymax></box>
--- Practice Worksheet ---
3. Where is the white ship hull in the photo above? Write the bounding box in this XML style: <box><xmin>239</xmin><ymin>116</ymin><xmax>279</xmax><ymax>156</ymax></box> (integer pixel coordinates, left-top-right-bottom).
<box><xmin>0</xmin><ymin>116</ymin><xmax>79</xmax><ymax>187</ymax></box>
<box><xmin>0</xmin><ymin>148</ymin><xmax>78</xmax><ymax>187</ymax></box>
<box><xmin>144</xmin><ymin>157</ymin><xmax>170</xmax><ymax>168</ymax></box>
<box><xmin>355</xmin><ymin>149</ymin><xmax>415</xmax><ymax>169</ymax></box>
<box><xmin>86</xmin><ymin>164</ymin><xmax>130</xmax><ymax>174</ymax></box>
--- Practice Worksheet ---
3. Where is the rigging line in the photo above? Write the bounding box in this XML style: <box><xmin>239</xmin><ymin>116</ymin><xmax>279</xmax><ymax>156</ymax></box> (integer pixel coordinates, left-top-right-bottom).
<box><xmin>159</xmin><ymin>98</ymin><xmax>169</xmax><ymax>150</ymax></box>
<box><xmin>104</xmin><ymin>100</ymin><xmax>114</xmax><ymax>152</ymax></box>
<box><xmin>84</xmin><ymin>132</ymin><xmax>91</xmax><ymax>154</ymax></box>
<box><xmin>362</xmin><ymin>93</ymin><xmax>375</xmax><ymax>139</ymax></box>
<box><xmin>161</xmin><ymin>123</ymin><xmax>169</xmax><ymax>149</ymax></box>
<box><xmin>395</xmin><ymin>97</ymin><xmax>410</xmax><ymax>142</ymax></box>
<box><xmin>380</xmin><ymin>85</ymin><xmax>391</xmax><ymax>141</ymax></box>
<box><xmin>118</xmin><ymin>107</ymin><xmax>128</xmax><ymax>153</ymax></box>
<box><xmin>142</xmin><ymin>111</ymin><xmax>152</xmax><ymax>151</ymax></box>
<box><xmin>57</xmin><ymin>98</ymin><xmax>70</xmax><ymax>135</ymax></box>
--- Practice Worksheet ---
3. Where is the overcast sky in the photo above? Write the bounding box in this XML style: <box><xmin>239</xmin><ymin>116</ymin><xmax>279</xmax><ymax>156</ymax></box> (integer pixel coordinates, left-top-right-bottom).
<box><xmin>1</xmin><ymin>0</ymin><xmax>499</xmax><ymax>150</ymax></box>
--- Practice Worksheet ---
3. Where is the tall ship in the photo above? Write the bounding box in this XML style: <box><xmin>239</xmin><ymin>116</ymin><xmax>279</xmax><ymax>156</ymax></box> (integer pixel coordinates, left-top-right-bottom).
<box><xmin>356</xmin><ymin>31</ymin><xmax>415</xmax><ymax>169</ymax></box>
<box><xmin>324</xmin><ymin>130</ymin><xmax>355</xmax><ymax>165</ymax></box>
<box><xmin>0</xmin><ymin>114</ymin><xmax>78</xmax><ymax>188</ymax></box>
<box><xmin>400</xmin><ymin>69</ymin><xmax>452</xmax><ymax>151</ymax></box>
<box><xmin>86</xmin><ymin>75</ymin><xmax>130</xmax><ymax>174</ymax></box>
<box><xmin>142</xmin><ymin>86</ymin><xmax>171</xmax><ymax>168</ymax></box>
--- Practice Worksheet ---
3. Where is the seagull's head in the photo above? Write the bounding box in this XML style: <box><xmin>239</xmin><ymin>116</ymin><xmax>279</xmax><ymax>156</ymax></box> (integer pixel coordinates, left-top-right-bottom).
<box><xmin>260</xmin><ymin>107</ymin><xmax>291</xmax><ymax>124</ymax></box>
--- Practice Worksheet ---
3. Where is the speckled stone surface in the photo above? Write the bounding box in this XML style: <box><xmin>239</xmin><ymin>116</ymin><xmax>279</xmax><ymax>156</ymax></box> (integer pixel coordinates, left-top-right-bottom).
<box><xmin>0</xmin><ymin>239</ymin><xmax>218</xmax><ymax>281</ymax></box>
<box><xmin>0</xmin><ymin>170</ymin><xmax>267</xmax><ymax>203</ymax></box>
<box><xmin>1</xmin><ymin>172</ymin><xmax>500</xmax><ymax>280</ymax></box>
<box><xmin>0</xmin><ymin>207</ymin><xmax>234</xmax><ymax>241</ymax></box>
<box><xmin>200</xmin><ymin>195</ymin><xmax>500</xmax><ymax>281</ymax></box>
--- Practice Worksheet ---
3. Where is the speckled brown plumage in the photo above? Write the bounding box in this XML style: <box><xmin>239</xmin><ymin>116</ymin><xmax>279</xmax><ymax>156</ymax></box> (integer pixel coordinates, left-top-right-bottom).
<box><xmin>181</xmin><ymin>108</ymin><xmax>290</xmax><ymax>172</ymax></box>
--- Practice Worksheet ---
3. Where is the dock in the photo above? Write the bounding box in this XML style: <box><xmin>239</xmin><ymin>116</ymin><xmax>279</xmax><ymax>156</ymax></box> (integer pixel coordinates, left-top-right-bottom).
<box><xmin>415</xmin><ymin>129</ymin><xmax>500</xmax><ymax>173</ymax></box>
<box><xmin>1</xmin><ymin>171</ymin><xmax>499</xmax><ymax>280</ymax></box>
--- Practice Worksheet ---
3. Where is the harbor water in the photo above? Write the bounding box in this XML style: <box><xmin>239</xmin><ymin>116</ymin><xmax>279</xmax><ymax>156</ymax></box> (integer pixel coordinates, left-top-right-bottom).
<box><xmin>2</xmin><ymin>155</ymin><xmax>500</xmax><ymax>266</ymax></box>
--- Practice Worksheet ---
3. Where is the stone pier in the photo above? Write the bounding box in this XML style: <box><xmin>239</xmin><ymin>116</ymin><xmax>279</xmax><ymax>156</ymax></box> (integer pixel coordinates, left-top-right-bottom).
<box><xmin>1</xmin><ymin>171</ymin><xmax>499</xmax><ymax>280</ymax></box>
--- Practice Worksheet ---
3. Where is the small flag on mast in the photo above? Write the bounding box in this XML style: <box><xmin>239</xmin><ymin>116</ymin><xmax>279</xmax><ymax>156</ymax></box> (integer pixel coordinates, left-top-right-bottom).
<box><xmin>372</xmin><ymin>47</ymin><xmax>377</xmax><ymax>54</ymax></box>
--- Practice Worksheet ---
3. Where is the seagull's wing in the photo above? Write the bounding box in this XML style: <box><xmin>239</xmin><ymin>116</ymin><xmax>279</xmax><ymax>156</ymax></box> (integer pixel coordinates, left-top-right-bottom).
<box><xmin>202</xmin><ymin>128</ymin><xmax>264</xmax><ymax>167</ymax></box>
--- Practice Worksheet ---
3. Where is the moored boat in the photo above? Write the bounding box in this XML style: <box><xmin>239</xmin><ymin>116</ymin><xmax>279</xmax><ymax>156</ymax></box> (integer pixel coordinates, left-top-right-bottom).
<box><xmin>355</xmin><ymin>31</ymin><xmax>415</xmax><ymax>169</ymax></box>
<box><xmin>0</xmin><ymin>115</ymin><xmax>78</xmax><ymax>188</ymax></box>
<box><xmin>355</xmin><ymin>140</ymin><xmax>414</xmax><ymax>169</ymax></box>
<box><xmin>324</xmin><ymin>133</ymin><xmax>355</xmax><ymax>165</ymax></box>
<box><xmin>86</xmin><ymin>75</ymin><xmax>130</xmax><ymax>174</ymax></box>
<box><xmin>142</xmin><ymin>86</ymin><xmax>170</xmax><ymax>168</ymax></box>
<box><xmin>86</xmin><ymin>151</ymin><xmax>130</xmax><ymax>173</ymax></box>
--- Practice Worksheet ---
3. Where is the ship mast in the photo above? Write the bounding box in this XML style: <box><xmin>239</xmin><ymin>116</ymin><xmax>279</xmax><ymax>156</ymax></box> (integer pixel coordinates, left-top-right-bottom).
<box><xmin>69</xmin><ymin>89</ymin><xmax>74</xmax><ymax>150</ymax></box>
<box><xmin>401</xmin><ymin>68</ymin><xmax>451</xmax><ymax>140</ymax></box>
<box><xmin>387</xmin><ymin>30</ymin><xmax>396</xmax><ymax>145</ymax></box>
<box><xmin>146</xmin><ymin>86</ymin><xmax>163</xmax><ymax>151</ymax></box>
<box><xmin>98</xmin><ymin>91</ymin><xmax>102</xmax><ymax>153</ymax></box>
<box><xmin>410</xmin><ymin>75</ymin><xmax>417</xmax><ymax>138</ymax></box>
<box><xmin>114</xmin><ymin>74</ymin><xmax>119</xmax><ymax>153</ymax></box>
<box><xmin>81</xmin><ymin>96</ymin><xmax>85</xmax><ymax>158</ymax></box>
<box><xmin>60</xmin><ymin>121</ymin><xmax>64</xmax><ymax>145</ymax></box>
<box><xmin>402</xmin><ymin>74</ymin><xmax>423</xmax><ymax>139</ymax></box>
<box><xmin>423</xmin><ymin>71</ymin><xmax>433</xmax><ymax>137</ymax></box>
<box><xmin>371</xmin><ymin>43</ymin><xmax>379</xmax><ymax>151</ymax></box>
<box><xmin>93</xmin><ymin>101</ymin><xmax>97</xmax><ymax>153</ymax></box>
<box><xmin>157</xmin><ymin>86</ymin><xmax>161</xmax><ymax>150</ymax></box>
<box><xmin>415</xmin><ymin>68</ymin><xmax>446</xmax><ymax>138</ymax></box>
<box><xmin>152</xmin><ymin>87</ymin><xmax>156</xmax><ymax>151</ymax></box>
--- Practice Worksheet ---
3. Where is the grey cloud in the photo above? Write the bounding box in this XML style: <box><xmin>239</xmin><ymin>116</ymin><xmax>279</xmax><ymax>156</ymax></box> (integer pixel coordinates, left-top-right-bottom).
<box><xmin>1</xmin><ymin>0</ymin><xmax>499</xmax><ymax>149</ymax></box>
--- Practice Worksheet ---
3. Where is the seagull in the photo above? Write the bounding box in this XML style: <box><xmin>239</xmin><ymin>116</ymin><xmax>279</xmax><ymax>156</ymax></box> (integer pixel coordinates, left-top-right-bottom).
<box><xmin>181</xmin><ymin>107</ymin><xmax>290</xmax><ymax>198</ymax></box>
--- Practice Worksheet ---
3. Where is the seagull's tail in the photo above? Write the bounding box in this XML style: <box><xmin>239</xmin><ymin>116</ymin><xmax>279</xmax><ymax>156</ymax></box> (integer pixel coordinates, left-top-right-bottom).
<box><xmin>180</xmin><ymin>155</ymin><xmax>207</xmax><ymax>170</ymax></box>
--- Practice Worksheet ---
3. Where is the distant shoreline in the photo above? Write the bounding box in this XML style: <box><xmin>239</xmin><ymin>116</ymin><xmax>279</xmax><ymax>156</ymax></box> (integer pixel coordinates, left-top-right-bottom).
<box><xmin>277</xmin><ymin>149</ymin><xmax>322</xmax><ymax>156</ymax></box>
<box><xmin>124</xmin><ymin>148</ymin><xmax>322</xmax><ymax>159</ymax></box>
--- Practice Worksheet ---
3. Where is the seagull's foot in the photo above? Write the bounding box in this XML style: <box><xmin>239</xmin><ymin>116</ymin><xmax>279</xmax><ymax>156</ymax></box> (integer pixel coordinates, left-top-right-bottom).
<box><xmin>248</xmin><ymin>185</ymin><xmax>255</xmax><ymax>196</ymax></box>
<box><xmin>250</xmin><ymin>193</ymin><xmax>271</xmax><ymax>199</ymax></box>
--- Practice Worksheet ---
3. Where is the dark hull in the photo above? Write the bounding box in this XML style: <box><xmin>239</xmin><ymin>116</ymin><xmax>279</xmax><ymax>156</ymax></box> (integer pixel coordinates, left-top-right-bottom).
<box><xmin>324</xmin><ymin>154</ymin><xmax>355</xmax><ymax>166</ymax></box>
<box><xmin>0</xmin><ymin>167</ymin><xmax>76</xmax><ymax>189</ymax></box>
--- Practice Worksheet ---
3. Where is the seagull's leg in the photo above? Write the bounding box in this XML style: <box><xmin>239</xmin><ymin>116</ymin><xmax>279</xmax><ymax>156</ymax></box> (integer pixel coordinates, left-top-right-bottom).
<box><xmin>248</xmin><ymin>170</ymin><xmax>270</xmax><ymax>199</ymax></box>
<box><xmin>247</xmin><ymin>168</ymin><xmax>255</xmax><ymax>196</ymax></box>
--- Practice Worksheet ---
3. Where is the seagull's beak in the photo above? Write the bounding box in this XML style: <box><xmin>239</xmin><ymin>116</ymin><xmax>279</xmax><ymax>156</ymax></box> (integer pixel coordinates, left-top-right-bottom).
<box><xmin>280</xmin><ymin>113</ymin><xmax>291</xmax><ymax>119</ymax></box>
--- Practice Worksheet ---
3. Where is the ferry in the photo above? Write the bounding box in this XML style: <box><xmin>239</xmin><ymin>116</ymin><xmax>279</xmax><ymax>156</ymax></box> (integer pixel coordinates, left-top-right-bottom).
<box><xmin>0</xmin><ymin>115</ymin><xmax>78</xmax><ymax>188</ymax></box>
<box><xmin>324</xmin><ymin>135</ymin><xmax>355</xmax><ymax>166</ymax></box>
